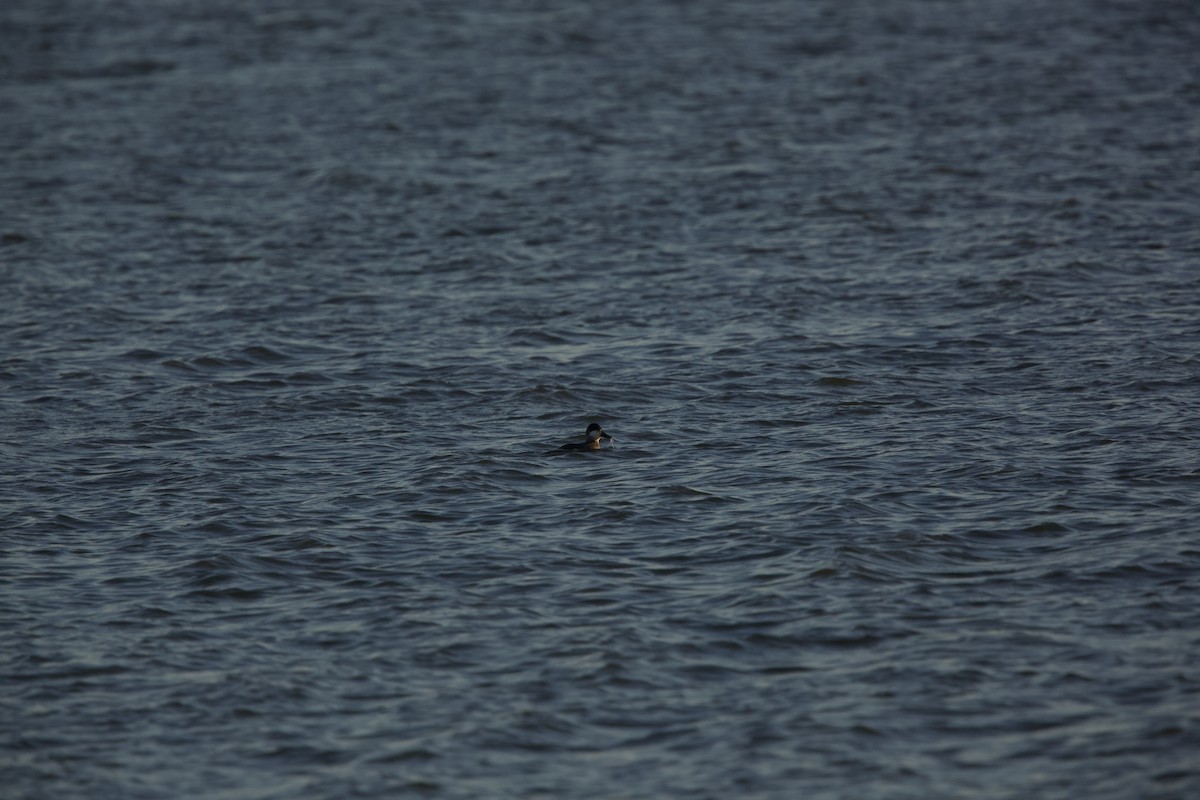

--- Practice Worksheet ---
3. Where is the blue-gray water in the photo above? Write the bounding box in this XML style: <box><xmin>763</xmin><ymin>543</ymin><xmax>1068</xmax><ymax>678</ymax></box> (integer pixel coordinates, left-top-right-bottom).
<box><xmin>2</xmin><ymin>1</ymin><xmax>1198</xmax><ymax>798</ymax></box>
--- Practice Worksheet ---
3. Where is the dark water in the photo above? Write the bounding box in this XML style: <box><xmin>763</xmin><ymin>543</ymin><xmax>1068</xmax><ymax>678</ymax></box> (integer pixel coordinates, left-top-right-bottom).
<box><xmin>3</xmin><ymin>1</ymin><xmax>1199</xmax><ymax>797</ymax></box>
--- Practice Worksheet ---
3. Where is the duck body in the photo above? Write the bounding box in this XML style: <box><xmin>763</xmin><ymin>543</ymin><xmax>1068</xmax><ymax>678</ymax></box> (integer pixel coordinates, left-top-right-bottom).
<box><xmin>560</xmin><ymin>422</ymin><xmax>614</xmax><ymax>451</ymax></box>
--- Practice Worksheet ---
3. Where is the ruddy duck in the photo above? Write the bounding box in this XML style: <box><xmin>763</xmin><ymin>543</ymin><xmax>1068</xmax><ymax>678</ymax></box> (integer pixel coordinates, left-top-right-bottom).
<box><xmin>560</xmin><ymin>422</ymin><xmax>614</xmax><ymax>451</ymax></box>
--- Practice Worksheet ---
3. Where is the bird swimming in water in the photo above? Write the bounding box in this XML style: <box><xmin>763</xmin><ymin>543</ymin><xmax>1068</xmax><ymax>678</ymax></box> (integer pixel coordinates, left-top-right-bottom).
<box><xmin>560</xmin><ymin>422</ymin><xmax>614</xmax><ymax>451</ymax></box>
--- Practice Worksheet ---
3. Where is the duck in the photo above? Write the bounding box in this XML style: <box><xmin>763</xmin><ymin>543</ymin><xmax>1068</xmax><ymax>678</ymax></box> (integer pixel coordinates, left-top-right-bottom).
<box><xmin>560</xmin><ymin>422</ymin><xmax>614</xmax><ymax>451</ymax></box>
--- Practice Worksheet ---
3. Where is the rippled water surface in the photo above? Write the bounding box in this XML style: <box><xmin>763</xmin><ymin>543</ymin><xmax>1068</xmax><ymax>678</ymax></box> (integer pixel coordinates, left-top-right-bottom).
<box><xmin>3</xmin><ymin>1</ymin><xmax>1199</xmax><ymax>798</ymax></box>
